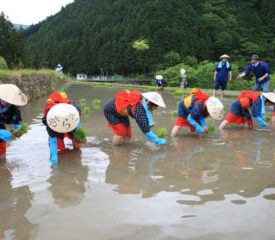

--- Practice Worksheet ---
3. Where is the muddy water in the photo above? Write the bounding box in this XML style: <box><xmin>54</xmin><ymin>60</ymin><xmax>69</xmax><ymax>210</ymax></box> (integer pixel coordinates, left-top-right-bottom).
<box><xmin>1</xmin><ymin>83</ymin><xmax>275</xmax><ymax>240</ymax></box>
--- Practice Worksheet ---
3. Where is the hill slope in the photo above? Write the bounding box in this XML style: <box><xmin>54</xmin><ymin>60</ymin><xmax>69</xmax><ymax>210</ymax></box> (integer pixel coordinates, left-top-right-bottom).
<box><xmin>24</xmin><ymin>0</ymin><xmax>275</xmax><ymax>75</ymax></box>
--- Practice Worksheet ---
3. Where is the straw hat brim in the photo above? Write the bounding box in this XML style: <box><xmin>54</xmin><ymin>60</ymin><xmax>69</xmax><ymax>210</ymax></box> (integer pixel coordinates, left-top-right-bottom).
<box><xmin>262</xmin><ymin>93</ymin><xmax>275</xmax><ymax>104</ymax></box>
<box><xmin>0</xmin><ymin>84</ymin><xmax>28</xmax><ymax>106</ymax></box>
<box><xmin>142</xmin><ymin>92</ymin><xmax>166</xmax><ymax>108</ymax></box>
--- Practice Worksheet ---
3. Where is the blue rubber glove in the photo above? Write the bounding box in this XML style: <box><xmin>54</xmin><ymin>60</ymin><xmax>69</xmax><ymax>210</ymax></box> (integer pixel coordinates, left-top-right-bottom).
<box><xmin>0</xmin><ymin>129</ymin><xmax>12</xmax><ymax>142</ymax></box>
<box><xmin>49</xmin><ymin>137</ymin><xmax>59</xmax><ymax>164</ymax></box>
<box><xmin>199</xmin><ymin>116</ymin><xmax>208</xmax><ymax>129</ymax></box>
<box><xmin>253</xmin><ymin>116</ymin><xmax>267</xmax><ymax>128</ymax></box>
<box><xmin>145</xmin><ymin>131</ymin><xmax>167</xmax><ymax>145</ymax></box>
<box><xmin>187</xmin><ymin>115</ymin><xmax>204</xmax><ymax>134</ymax></box>
<box><xmin>13</xmin><ymin>124</ymin><xmax>22</xmax><ymax>130</ymax></box>
<box><xmin>0</xmin><ymin>107</ymin><xmax>8</xmax><ymax>114</ymax></box>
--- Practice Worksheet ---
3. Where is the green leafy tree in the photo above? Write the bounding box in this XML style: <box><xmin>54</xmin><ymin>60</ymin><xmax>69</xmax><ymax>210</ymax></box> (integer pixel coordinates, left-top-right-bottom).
<box><xmin>0</xmin><ymin>12</ymin><xmax>25</xmax><ymax>68</ymax></box>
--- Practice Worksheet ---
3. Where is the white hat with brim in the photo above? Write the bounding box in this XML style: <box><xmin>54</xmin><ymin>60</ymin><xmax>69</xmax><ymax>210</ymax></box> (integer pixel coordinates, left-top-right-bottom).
<box><xmin>142</xmin><ymin>92</ymin><xmax>166</xmax><ymax>108</ymax></box>
<box><xmin>220</xmin><ymin>54</ymin><xmax>230</xmax><ymax>59</ymax></box>
<box><xmin>0</xmin><ymin>84</ymin><xmax>28</xmax><ymax>106</ymax></box>
<box><xmin>47</xmin><ymin>103</ymin><xmax>80</xmax><ymax>133</ymax></box>
<box><xmin>206</xmin><ymin>97</ymin><xmax>224</xmax><ymax>120</ymax></box>
<box><xmin>156</xmin><ymin>75</ymin><xmax>163</xmax><ymax>80</ymax></box>
<box><xmin>262</xmin><ymin>92</ymin><xmax>275</xmax><ymax>104</ymax></box>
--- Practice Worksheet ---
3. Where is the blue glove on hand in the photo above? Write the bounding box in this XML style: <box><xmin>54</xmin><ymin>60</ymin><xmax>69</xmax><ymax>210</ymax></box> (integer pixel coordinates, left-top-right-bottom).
<box><xmin>49</xmin><ymin>137</ymin><xmax>59</xmax><ymax>164</ymax></box>
<box><xmin>145</xmin><ymin>131</ymin><xmax>167</xmax><ymax>145</ymax></box>
<box><xmin>199</xmin><ymin>116</ymin><xmax>208</xmax><ymax>129</ymax></box>
<box><xmin>13</xmin><ymin>124</ymin><xmax>22</xmax><ymax>130</ymax></box>
<box><xmin>0</xmin><ymin>129</ymin><xmax>12</xmax><ymax>142</ymax></box>
<box><xmin>254</xmin><ymin>116</ymin><xmax>267</xmax><ymax>128</ymax></box>
<box><xmin>187</xmin><ymin>115</ymin><xmax>204</xmax><ymax>134</ymax></box>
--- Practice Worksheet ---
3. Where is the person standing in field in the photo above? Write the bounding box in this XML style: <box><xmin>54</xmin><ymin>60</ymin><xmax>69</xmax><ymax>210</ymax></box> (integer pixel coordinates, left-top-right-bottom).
<box><xmin>238</xmin><ymin>55</ymin><xmax>271</xmax><ymax>92</ymax></box>
<box><xmin>213</xmin><ymin>54</ymin><xmax>232</xmax><ymax>98</ymax></box>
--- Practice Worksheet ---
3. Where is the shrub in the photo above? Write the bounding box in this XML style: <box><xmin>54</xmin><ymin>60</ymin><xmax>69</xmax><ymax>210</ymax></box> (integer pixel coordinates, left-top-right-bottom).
<box><xmin>0</xmin><ymin>56</ymin><xmax>8</xmax><ymax>70</ymax></box>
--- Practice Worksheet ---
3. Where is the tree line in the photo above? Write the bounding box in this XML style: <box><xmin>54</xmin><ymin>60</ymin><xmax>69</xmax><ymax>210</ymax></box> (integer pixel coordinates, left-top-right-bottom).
<box><xmin>1</xmin><ymin>0</ymin><xmax>274</xmax><ymax>76</ymax></box>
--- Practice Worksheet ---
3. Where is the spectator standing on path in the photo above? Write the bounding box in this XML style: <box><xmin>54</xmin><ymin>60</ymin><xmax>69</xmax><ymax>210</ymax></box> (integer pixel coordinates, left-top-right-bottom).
<box><xmin>213</xmin><ymin>54</ymin><xmax>232</xmax><ymax>99</ymax></box>
<box><xmin>238</xmin><ymin>55</ymin><xmax>271</xmax><ymax>93</ymax></box>
<box><xmin>180</xmin><ymin>68</ymin><xmax>187</xmax><ymax>88</ymax></box>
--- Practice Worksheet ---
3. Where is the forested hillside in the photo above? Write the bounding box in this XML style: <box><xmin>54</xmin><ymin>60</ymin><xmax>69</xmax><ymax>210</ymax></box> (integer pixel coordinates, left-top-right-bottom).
<box><xmin>24</xmin><ymin>0</ymin><xmax>275</xmax><ymax>75</ymax></box>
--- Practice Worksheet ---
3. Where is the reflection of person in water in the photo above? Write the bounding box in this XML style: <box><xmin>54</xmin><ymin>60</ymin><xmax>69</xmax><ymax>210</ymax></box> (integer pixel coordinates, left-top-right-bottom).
<box><xmin>48</xmin><ymin>151</ymin><xmax>88</xmax><ymax>208</ymax></box>
<box><xmin>0</xmin><ymin>160</ymin><xmax>38</xmax><ymax>239</ymax></box>
<box><xmin>105</xmin><ymin>146</ymin><xmax>169</xmax><ymax>197</ymax></box>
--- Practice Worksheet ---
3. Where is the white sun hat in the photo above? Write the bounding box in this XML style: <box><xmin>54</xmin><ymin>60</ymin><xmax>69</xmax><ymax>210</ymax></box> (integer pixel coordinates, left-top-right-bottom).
<box><xmin>156</xmin><ymin>75</ymin><xmax>163</xmax><ymax>80</ymax></box>
<box><xmin>0</xmin><ymin>84</ymin><xmax>28</xmax><ymax>106</ymax></box>
<box><xmin>262</xmin><ymin>92</ymin><xmax>275</xmax><ymax>104</ymax></box>
<box><xmin>47</xmin><ymin>103</ymin><xmax>80</xmax><ymax>133</ymax></box>
<box><xmin>180</xmin><ymin>68</ymin><xmax>186</xmax><ymax>75</ymax></box>
<box><xmin>142</xmin><ymin>92</ymin><xmax>166</xmax><ymax>108</ymax></box>
<box><xmin>206</xmin><ymin>97</ymin><xmax>224</xmax><ymax>120</ymax></box>
<box><xmin>220</xmin><ymin>54</ymin><xmax>230</xmax><ymax>59</ymax></box>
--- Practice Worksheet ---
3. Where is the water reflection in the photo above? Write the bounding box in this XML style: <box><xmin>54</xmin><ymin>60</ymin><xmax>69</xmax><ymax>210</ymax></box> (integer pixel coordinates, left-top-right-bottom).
<box><xmin>0</xmin><ymin>159</ymin><xmax>38</xmax><ymax>239</ymax></box>
<box><xmin>48</xmin><ymin>150</ymin><xmax>88</xmax><ymax>208</ymax></box>
<box><xmin>104</xmin><ymin>128</ymin><xmax>275</xmax><ymax>207</ymax></box>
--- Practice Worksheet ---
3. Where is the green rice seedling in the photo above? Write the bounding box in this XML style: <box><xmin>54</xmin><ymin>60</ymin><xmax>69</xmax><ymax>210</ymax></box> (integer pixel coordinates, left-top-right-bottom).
<box><xmin>156</xmin><ymin>128</ymin><xmax>168</xmax><ymax>138</ymax></box>
<box><xmin>265</xmin><ymin>115</ymin><xmax>271</xmax><ymax>122</ymax></box>
<box><xmin>83</xmin><ymin>107</ymin><xmax>91</xmax><ymax>115</ymax></box>
<box><xmin>73</xmin><ymin>128</ymin><xmax>88</xmax><ymax>143</ymax></box>
<box><xmin>92</xmin><ymin>99</ymin><xmax>102</xmax><ymax>109</ymax></box>
<box><xmin>12</xmin><ymin>122</ymin><xmax>29</xmax><ymax>138</ymax></box>
<box><xmin>208</xmin><ymin>124</ymin><xmax>217</xmax><ymax>132</ymax></box>
<box><xmin>78</xmin><ymin>98</ymin><xmax>87</xmax><ymax>107</ymax></box>
<box><xmin>171</xmin><ymin>110</ymin><xmax>178</xmax><ymax>118</ymax></box>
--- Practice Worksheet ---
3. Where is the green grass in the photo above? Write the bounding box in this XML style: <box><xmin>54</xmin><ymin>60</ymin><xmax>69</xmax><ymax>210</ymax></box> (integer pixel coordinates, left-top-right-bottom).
<box><xmin>83</xmin><ymin>106</ymin><xmax>91</xmax><ymax>115</ymax></box>
<box><xmin>92</xmin><ymin>99</ymin><xmax>102</xmax><ymax>109</ymax></box>
<box><xmin>171</xmin><ymin>110</ymin><xmax>178</xmax><ymax>118</ymax></box>
<box><xmin>11</xmin><ymin>122</ymin><xmax>29</xmax><ymax>138</ymax></box>
<box><xmin>78</xmin><ymin>98</ymin><xmax>87</xmax><ymax>107</ymax></box>
<box><xmin>73</xmin><ymin>127</ymin><xmax>88</xmax><ymax>143</ymax></box>
<box><xmin>0</xmin><ymin>69</ymin><xmax>61</xmax><ymax>80</ymax></box>
<box><xmin>174</xmin><ymin>89</ymin><xmax>184</xmax><ymax>96</ymax></box>
<box><xmin>156</xmin><ymin>128</ymin><xmax>168</xmax><ymax>138</ymax></box>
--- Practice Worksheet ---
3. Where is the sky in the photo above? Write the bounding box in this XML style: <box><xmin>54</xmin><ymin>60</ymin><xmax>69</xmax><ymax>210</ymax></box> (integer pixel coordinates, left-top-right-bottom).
<box><xmin>0</xmin><ymin>0</ymin><xmax>74</xmax><ymax>25</ymax></box>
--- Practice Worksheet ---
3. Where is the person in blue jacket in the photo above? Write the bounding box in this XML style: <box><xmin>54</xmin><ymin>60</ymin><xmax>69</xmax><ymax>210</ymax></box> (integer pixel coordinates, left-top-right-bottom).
<box><xmin>238</xmin><ymin>55</ymin><xmax>271</xmax><ymax>92</ymax></box>
<box><xmin>219</xmin><ymin>91</ymin><xmax>273</xmax><ymax>129</ymax></box>
<box><xmin>156</xmin><ymin>75</ymin><xmax>165</xmax><ymax>90</ymax></box>
<box><xmin>213</xmin><ymin>54</ymin><xmax>232</xmax><ymax>98</ymax></box>
<box><xmin>171</xmin><ymin>89</ymin><xmax>224</xmax><ymax>136</ymax></box>
<box><xmin>0</xmin><ymin>84</ymin><xmax>28</xmax><ymax>155</ymax></box>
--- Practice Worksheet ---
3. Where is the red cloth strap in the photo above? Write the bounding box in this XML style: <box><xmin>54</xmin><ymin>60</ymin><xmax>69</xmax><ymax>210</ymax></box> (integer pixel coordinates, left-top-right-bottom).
<box><xmin>115</xmin><ymin>90</ymin><xmax>142</xmax><ymax>114</ymax></box>
<box><xmin>194</xmin><ymin>89</ymin><xmax>209</xmax><ymax>105</ymax></box>
<box><xmin>238</xmin><ymin>91</ymin><xmax>260</xmax><ymax>108</ymax></box>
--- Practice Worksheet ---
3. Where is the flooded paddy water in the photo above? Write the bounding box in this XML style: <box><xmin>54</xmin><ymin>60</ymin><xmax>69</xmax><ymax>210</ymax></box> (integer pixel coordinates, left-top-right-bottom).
<box><xmin>1</xmin><ymin>83</ymin><xmax>275</xmax><ymax>240</ymax></box>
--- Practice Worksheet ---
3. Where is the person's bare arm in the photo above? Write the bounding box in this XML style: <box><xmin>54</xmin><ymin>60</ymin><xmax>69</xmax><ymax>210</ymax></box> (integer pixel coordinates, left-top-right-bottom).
<box><xmin>229</xmin><ymin>71</ymin><xmax>232</xmax><ymax>81</ymax></box>
<box><xmin>238</xmin><ymin>72</ymin><xmax>246</xmax><ymax>78</ymax></box>
<box><xmin>258</xmin><ymin>73</ymin><xmax>269</xmax><ymax>81</ymax></box>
